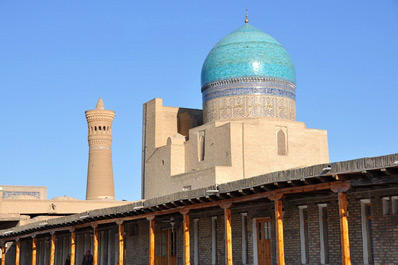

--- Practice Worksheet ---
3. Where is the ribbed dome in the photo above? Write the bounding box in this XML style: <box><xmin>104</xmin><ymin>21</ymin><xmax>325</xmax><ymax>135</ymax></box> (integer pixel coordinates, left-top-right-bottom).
<box><xmin>201</xmin><ymin>24</ymin><xmax>295</xmax><ymax>89</ymax></box>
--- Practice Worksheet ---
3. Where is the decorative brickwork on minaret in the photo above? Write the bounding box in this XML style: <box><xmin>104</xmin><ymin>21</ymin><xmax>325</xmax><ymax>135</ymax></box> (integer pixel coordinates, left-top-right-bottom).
<box><xmin>85</xmin><ymin>98</ymin><xmax>115</xmax><ymax>200</ymax></box>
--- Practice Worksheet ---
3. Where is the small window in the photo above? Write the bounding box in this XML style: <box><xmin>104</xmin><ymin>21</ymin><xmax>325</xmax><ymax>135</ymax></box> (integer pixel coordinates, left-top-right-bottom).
<box><xmin>382</xmin><ymin>197</ymin><xmax>390</xmax><ymax>215</ymax></box>
<box><xmin>211</xmin><ymin>216</ymin><xmax>217</xmax><ymax>264</ymax></box>
<box><xmin>392</xmin><ymin>196</ymin><xmax>398</xmax><ymax>214</ymax></box>
<box><xmin>103</xmin><ymin>126</ymin><xmax>106</xmax><ymax>131</ymax></box>
<box><xmin>361</xmin><ymin>199</ymin><xmax>374</xmax><ymax>265</ymax></box>
<box><xmin>95</xmin><ymin>126</ymin><xmax>97</xmax><ymax>131</ymax></box>
<box><xmin>299</xmin><ymin>205</ymin><xmax>309</xmax><ymax>264</ymax></box>
<box><xmin>277</xmin><ymin>129</ymin><xmax>287</xmax><ymax>156</ymax></box>
<box><xmin>318</xmin><ymin>204</ymin><xmax>329</xmax><ymax>264</ymax></box>
<box><xmin>198</xmin><ymin>131</ymin><xmax>205</xmax><ymax>161</ymax></box>
<box><xmin>193</xmin><ymin>219</ymin><xmax>199</xmax><ymax>265</ymax></box>
<box><xmin>241</xmin><ymin>213</ymin><xmax>248</xmax><ymax>264</ymax></box>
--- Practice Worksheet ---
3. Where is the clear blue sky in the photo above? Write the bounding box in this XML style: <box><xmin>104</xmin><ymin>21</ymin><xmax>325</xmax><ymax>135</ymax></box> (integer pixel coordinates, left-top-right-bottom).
<box><xmin>1</xmin><ymin>1</ymin><xmax>397</xmax><ymax>201</ymax></box>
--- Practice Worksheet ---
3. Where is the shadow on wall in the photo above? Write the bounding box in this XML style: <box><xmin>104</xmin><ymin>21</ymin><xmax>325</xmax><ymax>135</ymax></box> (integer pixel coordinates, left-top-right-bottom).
<box><xmin>177</xmin><ymin>108</ymin><xmax>203</xmax><ymax>138</ymax></box>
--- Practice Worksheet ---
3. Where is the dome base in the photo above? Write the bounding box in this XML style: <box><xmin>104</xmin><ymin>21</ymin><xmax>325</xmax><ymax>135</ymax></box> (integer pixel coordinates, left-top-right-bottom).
<box><xmin>202</xmin><ymin>77</ymin><xmax>296</xmax><ymax>123</ymax></box>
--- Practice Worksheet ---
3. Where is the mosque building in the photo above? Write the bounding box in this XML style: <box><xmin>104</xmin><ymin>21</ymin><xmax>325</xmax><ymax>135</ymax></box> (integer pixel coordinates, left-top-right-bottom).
<box><xmin>1</xmin><ymin>17</ymin><xmax>398</xmax><ymax>265</ymax></box>
<box><xmin>142</xmin><ymin>22</ymin><xmax>329</xmax><ymax>199</ymax></box>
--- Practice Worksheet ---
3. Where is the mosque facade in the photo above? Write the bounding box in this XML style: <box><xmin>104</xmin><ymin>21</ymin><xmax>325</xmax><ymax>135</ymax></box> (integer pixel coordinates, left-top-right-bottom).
<box><xmin>142</xmin><ymin>23</ymin><xmax>328</xmax><ymax>199</ymax></box>
<box><xmin>1</xmin><ymin>21</ymin><xmax>398</xmax><ymax>265</ymax></box>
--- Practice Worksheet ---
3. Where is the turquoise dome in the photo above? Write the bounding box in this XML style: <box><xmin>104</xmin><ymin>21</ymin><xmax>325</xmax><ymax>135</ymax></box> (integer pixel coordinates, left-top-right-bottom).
<box><xmin>201</xmin><ymin>24</ymin><xmax>296</xmax><ymax>89</ymax></box>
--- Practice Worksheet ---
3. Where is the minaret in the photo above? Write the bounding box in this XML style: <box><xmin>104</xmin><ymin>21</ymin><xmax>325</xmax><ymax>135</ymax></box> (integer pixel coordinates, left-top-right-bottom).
<box><xmin>85</xmin><ymin>98</ymin><xmax>115</xmax><ymax>200</ymax></box>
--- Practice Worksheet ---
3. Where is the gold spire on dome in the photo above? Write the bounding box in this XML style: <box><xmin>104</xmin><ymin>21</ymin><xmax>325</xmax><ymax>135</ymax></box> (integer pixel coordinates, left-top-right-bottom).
<box><xmin>245</xmin><ymin>8</ymin><xmax>249</xmax><ymax>23</ymax></box>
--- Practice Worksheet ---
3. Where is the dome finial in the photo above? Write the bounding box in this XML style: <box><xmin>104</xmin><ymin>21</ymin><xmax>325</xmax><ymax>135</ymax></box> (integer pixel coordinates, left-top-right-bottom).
<box><xmin>245</xmin><ymin>7</ymin><xmax>249</xmax><ymax>23</ymax></box>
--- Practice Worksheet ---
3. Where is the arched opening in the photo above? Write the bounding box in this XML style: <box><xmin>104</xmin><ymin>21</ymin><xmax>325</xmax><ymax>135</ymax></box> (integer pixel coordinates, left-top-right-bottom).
<box><xmin>277</xmin><ymin>129</ymin><xmax>287</xmax><ymax>156</ymax></box>
<box><xmin>198</xmin><ymin>131</ymin><xmax>205</xmax><ymax>161</ymax></box>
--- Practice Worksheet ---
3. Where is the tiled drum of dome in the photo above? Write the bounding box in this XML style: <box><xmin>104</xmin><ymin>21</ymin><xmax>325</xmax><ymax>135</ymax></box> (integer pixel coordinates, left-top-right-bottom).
<box><xmin>201</xmin><ymin>24</ymin><xmax>297</xmax><ymax>123</ymax></box>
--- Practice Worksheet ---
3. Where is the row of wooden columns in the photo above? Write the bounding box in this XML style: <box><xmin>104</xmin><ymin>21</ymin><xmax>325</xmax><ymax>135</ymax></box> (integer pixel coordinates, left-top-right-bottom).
<box><xmin>1</xmin><ymin>184</ymin><xmax>352</xmax><ymax>265</ymax></box>
<box><xmin>146</xmin><ymin>190</ymin><xmax>351</xmax><ymax>265</ymax></box>
<box><xmin>1</xmin><ymin>222</ymin><xmax>125</xmax><ymax>265</ymax></box>
<box><xmin>147</xmin><ymin>203</ymin><xmax>234</xmax><ymax>265</ymax></box>
<box><xmin>270</xmin><ymin>187</ymin><xmax>351</xmax><ymax>265</ymax></box>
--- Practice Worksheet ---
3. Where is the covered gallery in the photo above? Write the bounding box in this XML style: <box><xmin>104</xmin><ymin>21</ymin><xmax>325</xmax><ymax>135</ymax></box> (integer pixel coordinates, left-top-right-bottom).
<box><xmin>1</xmin><ymin>153</ymin><xmax>398</xmax><ymax>265</ymax></box>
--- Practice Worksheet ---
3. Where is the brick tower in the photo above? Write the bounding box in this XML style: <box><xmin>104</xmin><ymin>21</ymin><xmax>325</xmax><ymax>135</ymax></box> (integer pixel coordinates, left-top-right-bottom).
<box><xmin>85</xmin><ymin>98</ymin><xmax>115</xmax><ymax>200</ymax></box>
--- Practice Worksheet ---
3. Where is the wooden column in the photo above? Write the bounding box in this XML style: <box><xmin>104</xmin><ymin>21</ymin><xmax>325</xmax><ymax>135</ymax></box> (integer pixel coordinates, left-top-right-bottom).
<box><xmin>50</xmin><ymin>233</ymin><xmax>56</xmax><ymax>265</ymax></box>
<box><xmin>92</xmin><ymin>225</ymin><xmax>99</xmax><ymax>265</ymax></box>
<box><xmin>331</xmin><ymin>182</ymin><xmax>352</xmax><ymax>265</ymax></box>
<box><xmin>15</xmin><ymin>239</ymin><xmax>20</xmax><ymax>265</ymax></box>
<box><xmin>1</xmin><ymin>241</ymin><xmax>6</xmax><ymax>265</ymax></box>
<box><xmin>70</xmin><ymin>229</ymin><xmax>76</xmax><ymax>265</ymax></box>
<box><xmin>147</xmin><ymin>216</ymin><xmax>155</xmax><ymax>265</ymax></box>
<box><xmin>32</xmin><ymin>236</ymin><xmax>37</xmax><ymax>265</ymax></box>
<box><xmin>220</xmin><ymin>202</ymin><xmax>233</xmax><ymax>265</ymax></box>
<box><xmin>180</xmin><ymin>210</ymin><xmax>190</xmax><ymax>265</ymax></box>
<box><xmin>117</xmin><ymin>221</ymin><xmax>125</xmax><ymax>265</ymax></box>
<box><xmin>270</xmin><ymin>193</ymin><xmax>285</xmax><ymax>265</ymax></box>
<box><xmin>338</xmin><ymin>192</ymin><xmax>351</xmax><ymax>265</ymax></box>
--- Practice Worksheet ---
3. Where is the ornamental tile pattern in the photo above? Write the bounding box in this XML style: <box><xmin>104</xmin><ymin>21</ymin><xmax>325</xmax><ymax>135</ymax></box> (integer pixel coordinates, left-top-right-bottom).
<box><xmin>202</xmin><ymin>77</ymin><xmax>296</xmax><ymax>102</ymax></box>
<box><xmin>203</xmin><ymin>94</ymin><xmax>296</xmax><ymax>123</ymax></box>
<box><xmin>3</xmin><ymin>191</ymin><xmax>41</xmax><ymax>199</ymax></box>
<box><xmin>201</xmin><ymin>24</ymin><xmax>296</xmax><ymax>87</ymax></box>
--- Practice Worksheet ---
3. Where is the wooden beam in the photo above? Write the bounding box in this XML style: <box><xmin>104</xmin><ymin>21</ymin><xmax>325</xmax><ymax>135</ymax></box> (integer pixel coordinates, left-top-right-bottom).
<box><xmin>147</xmin><ymin>216</ymin><xmax>155</xmax><ymax>265</ymax></box>
<box><xmin>205</xmin><ymin>195</ymin><xmax>215</xmax><ymax>202</ymax></box>
<box><xmin>70</xmin><ymin>230</ymin><xmax>76</xmax><ymax>265</ymax></box>
<box><xmin>250</xmin><ymin>187</ymin><xmax>263</xmax><ymax>193</ymax></box>
<box><xmin>286</xmin><ymin>180</ymin><xmax>294</xmax><ymax>187</ymax></box>
<box><xmin>351</xmin><ymin>175</ymin><xmax>398</xmax><ymax>187</ymax></box>
<box><xmin>195</xmin><ymin>197</ymin><xmax>205</xmax><ymax>203</ymax></box>
<box><xmin>32</xmin><ymin>237</ymin><xmax>37</xmax><ymax>265</ymax></box>
<box><xmin>269</xmin><ymin>193</ymin><xmax>285</xmax><ymax>265</ymax></box>
<box><xmin>260</xmin><ymin>185</ymin><xmax>272</xmax><ymax>191</ymax></box>
<box><xmin>380</xmin><ymin>168</ymin><xmax>392</xmax><ymax>175</ymax></box>
<box><xmin>222</xmin><ymin>205</ymin><xmax>233</xmax><ymax>265</ymax></box>
<box><xmin>1</xmin><ymin>242</ymin><xmax>6</xmax><ymax>265</ymax></box>
<box><xmin>338</xmin><ymin>192</ymin><xmax>351</xmax><ymax>265</ymax></box>
<box><xmin>238</xmin><ymin>189</ymin><xmax>250</xmax><ymax>196</ymax></box>
<box><xmin>316</xmin><ymin>176</ymin><xmax>329</xmax><ymax>183</ymax></box>
<box><xmin>216</xmin><ymin>193</ymin><xmax>231</xmax><ymax>200</ymax></box>
<box><xmin>300</xmin><ymin>178</ymin><xmax>313</xmax><ymax>185</ymax></box>
<box><xmin>50</xmin><ymin>233</ymin><xmax>56</xmax><ymax>265</ymax></box>
<box><xmin>182</xmin><ymin>210</ymin><xmax>190</xmax><ymax>265</ymax></box>
<box><xmin>93</xmin><ymin>225</ymin><xmax>98</xmax><ymax>265</ymax></box>
<box><xmin>117</xmin><ymin>221</ymin><xmax>125</xmax><ymax>265</ymax></box>
<box><xmin>15</xmin><ymin>240</ymin><xmax>20</xmax><ymax>265</ymax></box>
